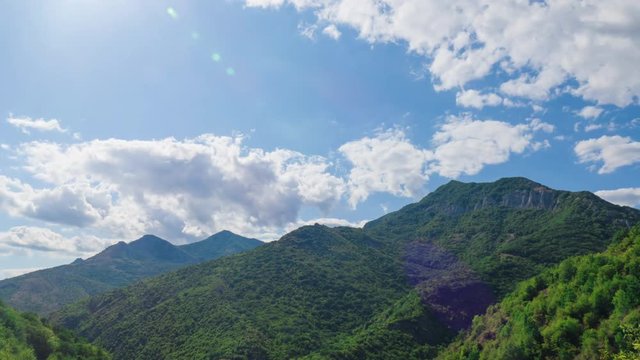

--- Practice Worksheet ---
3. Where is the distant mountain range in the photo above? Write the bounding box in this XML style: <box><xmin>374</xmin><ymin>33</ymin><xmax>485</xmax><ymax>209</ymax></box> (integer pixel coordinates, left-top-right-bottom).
<box><xmin>49</xmin><ymin>177</ymin><xmax>640</xmax><ymax>359</ymax></box>
<box><xmin>0</xmin><ymin>230</ymin><xmax>262</xmax><ymax>314</ymax></box>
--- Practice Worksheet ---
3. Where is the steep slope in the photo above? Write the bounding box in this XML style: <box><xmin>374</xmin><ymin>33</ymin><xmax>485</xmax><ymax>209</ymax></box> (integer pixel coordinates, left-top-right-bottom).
<box><xmin>51</xmin><ymin>178</ymin><xmax>640</xmax><ymax>359</ymax></box>
<box><xmin>0</xmin><ymin>231</ymin><xmax>262</xmax><ymax>315</ymax></box>
<box><xmin>52</xmin><ymin>226</ymin><xmax>407</xmax><ymax>359</ymax></box>
<box><xmin>440</xmin><ymin>226</ymin><xmax>640</xmax><ymax>360</ymax></box>
<box><xmin>365</xmin><ymin>177</ymin><xmax>639</xmax><ymax>296</ymax></box>
<box><xmin>0</xmin><ymin>300</ymin><xmax>110</xmax><ymax>359</ymax></box>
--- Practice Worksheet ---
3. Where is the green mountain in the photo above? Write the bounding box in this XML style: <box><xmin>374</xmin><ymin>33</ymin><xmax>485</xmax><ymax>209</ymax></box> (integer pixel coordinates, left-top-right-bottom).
<box><xmin>0</xmin><ymin>231</ymin><xmax>262</xmax><ymax>315</ymax></box>
<box><xmin>440</xmin><ymin>225</ymin><xmax>640</xmax><ymax>360</ymax></box>
<box><xmin>181</xmin><ymin>230</ymin><xmax>263</xmax><ymax>261</ymax></box>
<box><xmin>0</xmin><ymin>300</ymin><xmax>109</xmax><ymax>359</ymax></box>
<box><xmin>50</xmin><ymin>178</ymin><xmax>640</xmax><ymax>359</ymax></box>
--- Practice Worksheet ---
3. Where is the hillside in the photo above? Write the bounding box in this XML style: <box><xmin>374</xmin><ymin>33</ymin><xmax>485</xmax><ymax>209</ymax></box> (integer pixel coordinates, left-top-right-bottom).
<box><xmin>365</xmin><ymin>177</ymin><xmax>639</xmax><ymax>296</ymax></box>
<box><xmin>440</xmin><ymin>225</ymin><xmax>640</xmax><ymax>360</ymax></box>
<box><xmin>50</xmin><ymin>177</ymin><xmax>640</xmax><ymax>359</ymax></box>
<box><xmin>52</xmin><ymin>226</ymin><xmax>407</xmax><ymax>359</ymax></box>
<box><xmin>0</xmin><ymin>300</ymin><xmax>110</xmax><ymax>359</ymax></box>
<box><xmin>0</xmin><ymin>231</ymin><xmax>262</xmax><ymax>315</ymax></box>
<box><xmin>181</xmin><ymin>230</ymin><xmax>263</xmax><ymax>261</ymax></box>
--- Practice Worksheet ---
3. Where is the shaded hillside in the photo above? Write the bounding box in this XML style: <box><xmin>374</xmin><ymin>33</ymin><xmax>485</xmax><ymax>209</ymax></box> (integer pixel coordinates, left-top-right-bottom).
<box><xmin>51</xmin><ymin>178</ymin><xmax>640</xmax><ymax>359</ymax></box>
<box><xmin>0</xmin><ymin>300</ymin><xmax>109</xmax><ymax>359</ymax></box>
<box><xmin>0</xmin><ymin>231</ymin><xmax>262</xmax><ymax>315</ymax></box>
<box><xmin>440</xmin><ymin>225</ymin><xmax>640</xmax><ymax>360</ymax></box>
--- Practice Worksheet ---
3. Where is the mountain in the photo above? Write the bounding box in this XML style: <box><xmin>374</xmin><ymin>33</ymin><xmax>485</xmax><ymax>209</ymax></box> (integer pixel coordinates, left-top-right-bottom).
<box><xmin>53</xmin><ymin>226</ymin><xmax>407</xmax><ymax>359</ymax></box>
<box><xmin>0</xmin><ymin>300</ymin><xmax>110</xmax><ymax>359</ymax></box>
<box><xmin>50</xmin><ymin>177</ymin><xmax>640</xmax><ymax>359</ymax></box>
<box><xmin>181</xmin><ymin>230</ymin><xmax>263</xmax><ymax>261</ymax></box>
<box><xmin>0</xmin><ymin>231</ymin><xmax>262</xmax><ymax>315</ymax></box>
<box><xmin>440</xmin><ymin>225</ymin><xmax>640</xmax><ymax>360</ymax></box>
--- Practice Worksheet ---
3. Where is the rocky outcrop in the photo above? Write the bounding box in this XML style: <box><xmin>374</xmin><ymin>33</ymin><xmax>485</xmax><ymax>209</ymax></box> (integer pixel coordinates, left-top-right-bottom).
<box><xmin>404</xmin><ymin>241</ymin><xmax>496</xmax><ymax>331</ymax></box>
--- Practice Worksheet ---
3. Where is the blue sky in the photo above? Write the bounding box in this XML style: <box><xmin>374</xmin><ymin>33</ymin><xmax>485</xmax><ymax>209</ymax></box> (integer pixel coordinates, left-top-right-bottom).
<box><xmin>0</xmin><ymin>0</ymin><xmax>639</xmax><ymax>278</ymax></box>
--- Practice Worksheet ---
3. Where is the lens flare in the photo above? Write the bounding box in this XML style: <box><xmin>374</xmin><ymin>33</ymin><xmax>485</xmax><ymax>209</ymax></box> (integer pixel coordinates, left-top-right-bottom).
<box><xmin>191</xmin><ymin>32</ymin><xmax>200</xmax><ymax>40</ymax></box>
<box><xmin>166</xmin><ymin>7</ymin><xmax>178</xmax><ymax>20</ymax></box>
<box><xmin>211</xmin><ymin>53</ymin><xmax>222</xmax><ymax>62</ymax></box>
<box><xmin>226</xmin><ymin>67</ymin><xmax>236</xmax><ymax>76</ymax></box>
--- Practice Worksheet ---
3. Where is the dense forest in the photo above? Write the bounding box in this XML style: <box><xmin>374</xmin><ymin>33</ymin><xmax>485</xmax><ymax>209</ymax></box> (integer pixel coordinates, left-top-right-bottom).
<box><xmin>441</xmin><ymin>226</ymin><xmax>640</xmax><ymax>359</ymax></box>
<box><xmin>0</xmin><ymin>300</ymin><xmax>109</xmax><ymax>359</ymax></box>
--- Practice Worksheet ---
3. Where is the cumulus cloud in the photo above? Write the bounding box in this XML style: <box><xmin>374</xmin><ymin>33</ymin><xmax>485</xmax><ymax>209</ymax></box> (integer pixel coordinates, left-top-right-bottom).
<box><xmin>428</xmin><ymin>115</ymin><xmax>554</xmax><ymax>178</ymax></box>
<box><xmin>595</xmin><ymin>188</ymin><xmax>640</xmax><ymax>208</ymax></box>
<box><xmin>338</xmin><ymin>117</ymin><xmax>553</xmax><ymax>206</ymax></box>
<box><xmin>3</xmin><ymin>135</ymin><xmax>345</xmax><ymax>240</ymax></box>
<box><xmin>578</xmin><ymin>106</ymin><xmax>604</xmax><ymax>119</ymax></box>
<box><xmin>455</xmin><ymin>90</ymin><xmax>503</xmax><ymax>109</ymax></box>
<box><xmin>0</xmin><ymin>122</ymin><xmax>556</xmax><ymax>240</ymax></box>
<box><xmin>574</xmin><ymin>135</ymin><xmax>640</xmax><ymax>173</ymax></box>
<box><xmin>246</xmin><ymin>0</ymin><xmax>640</xmax><ymax>107</ymax></box>
<box><xmin>0</xmin><ymin>226</ymin><xmax>114</xmax><ymax>257</ymax></box>
<box><xmin>339</xmin><ymin>129</ymin><xmax>432</xmax><ymax>207</ymax></box>
<box><xmin>322</xmin><ymin>24</ymin><xmax>341</xmax><ymax>39</ymax></box>
<box><xmin>7</xmin><ymin>116</ymin><xmax>66</xmax><ymax>134</ymax></box>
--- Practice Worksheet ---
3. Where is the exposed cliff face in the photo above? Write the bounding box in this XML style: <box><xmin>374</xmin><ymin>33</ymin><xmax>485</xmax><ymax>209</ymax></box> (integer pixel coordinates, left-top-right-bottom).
<box><xmin>427</xmin><ymin>178</ymin><xmax>561</xmax><ymax>216</ymax></box>
<box><xmin>403</xmin><ymin>242</ymin><xmax>495</xmax><ymax>331</ymax></box>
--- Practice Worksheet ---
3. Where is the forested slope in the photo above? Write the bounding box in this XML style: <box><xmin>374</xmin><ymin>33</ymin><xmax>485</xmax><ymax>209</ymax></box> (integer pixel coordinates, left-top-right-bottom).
<box><xmin>441</xmin><ymin>226</ymin><xmax>640</xmax><ymax>360</ymax></box>
<box><xmin>51</xmin><ymin>178</ymin><xmax>640</xmax><ymax>359</ymax></box>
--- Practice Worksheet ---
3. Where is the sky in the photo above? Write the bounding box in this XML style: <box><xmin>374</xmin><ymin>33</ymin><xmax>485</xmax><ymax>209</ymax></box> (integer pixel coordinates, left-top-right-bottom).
<box><xmin>0</xmin><ymin>0</ymin><xmax>639</xmax><ymax>279</ymax></box>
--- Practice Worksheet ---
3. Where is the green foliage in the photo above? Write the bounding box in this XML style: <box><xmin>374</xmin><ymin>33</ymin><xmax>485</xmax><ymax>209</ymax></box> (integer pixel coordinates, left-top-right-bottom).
<box><xmin>52</xmin><ymin>226</ymin><xmax>408</xmax><ymax>359</ymax></box>
<box><xmin>0</xmin><ymin>300</ymin><xmax>110</xmax><ymax>359</ymax></box>
<box><xmin>307</xmin><ymin>290</ymin><xmax>453</xmax><ymax>359</ymax></box>
<box><xmin>365</xmin><ymin>178</ymin><xmax>640</xmax><ymax>297</ymax></box>
<box><xmin>441</xmin><ymin>226</ymin><xmax>640</xmax><ymax>360</ymax></box>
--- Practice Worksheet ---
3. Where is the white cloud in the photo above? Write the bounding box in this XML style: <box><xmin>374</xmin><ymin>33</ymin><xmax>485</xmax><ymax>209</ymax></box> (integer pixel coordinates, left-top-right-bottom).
<box><xmin>578</xmin><ymin>106</ymin><xmax>604</xmax><ymax>119</ymax></box>
<box><xmin>0</xmin><ymin>122</ymin><xmax>556</xmax><ymax>242</ymax></box>
<box><xmin>322</xmin><ymin>24</ymin><xmax>342</xmax><ymax>39</ymax></box>
<box><xmin>0</xmin><ymin>226</ymin><xmax>114</xmax><ymax>257</ymax></box>
<box><xmin>584</xmin><ymin>123</ymin><xmax>604</xmax><ymax>132</ymax></box>
<box><xmin>339</xmin><ymin>129</ymin><xmax>432</xmax><ymax>207</ymax></box>
<box><xmin>428</xmin><ymin>115</ymin><xmax>553</xmax><ymax>178</ymax></box>
<box><xmin>298</xmin><ymin>22</ymin><xmax>318</xmax><ymax>39</ymax></box>
<box><xmin>7</xmin><ymin>116</ymin><xmax>66</xmax><ymax>134</ymax></box>
<box><xmin>338</xmin><ymin>117</ymin><xmax>553</xmax><ymax>206</ymax></box>
<box><xmin>574</xmin><ymin>135</ymin><xmax>640</xmax><ymax>173</ymax></box>
<box><xmin>595</xmin><ymin>187</ymin><xmax>640</xmax><ymax>208</ymax></box>
<box><xmin>529</xmin><ymin>118</ymin><xmax>556</xmax><ymax>133</ymax></box>
<box><xmin>455</xmin><ymin>89</ymin><xmax>502</xmax><ymax>109</ymax></box>
<box><xmin>4</xmin><ymin>135</ymin><xmax>345</xmax><ymax>240</ymax></box>
<box><xmin>246</xmin><ymin>0</ymin><xmax>640</xmax><ymax>107</ymax></box>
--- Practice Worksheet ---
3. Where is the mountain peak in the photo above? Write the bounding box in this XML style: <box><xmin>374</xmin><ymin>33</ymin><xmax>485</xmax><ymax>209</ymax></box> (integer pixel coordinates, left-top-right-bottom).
<box><xmin>439</xmin><ymin>176</ymin><xmax>544</xmax><ymax>192</ymax></box>
<box><xmin>88</xmin><ymin>235</ymin><xmax>194</xmax><ymax>264</ymax></box>
<box><xmin>179</xmin><ymin>230</ymin><xmax>262</xmax><ymax>260</ymax></box>
<box><xmin>133</xmin><ymin>234</ymin><xmax>165</xmax><ymax>244</ymax></box>
<box><xmin>424</xmin><ymin>177</ymin><xmax>557</xmax><ymax>213</ymax></box>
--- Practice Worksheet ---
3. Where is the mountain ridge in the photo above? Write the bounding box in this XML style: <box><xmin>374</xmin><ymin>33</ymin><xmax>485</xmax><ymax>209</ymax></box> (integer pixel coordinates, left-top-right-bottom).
<box><xmin>50</xmin><ymin>177</ymin><xmax>640</xmax><ymax>359</ymax></box>
<box><xmin>0</xmin><ymin>230</ymin><xmax>262</xmax><ymax>315</ymax></box>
